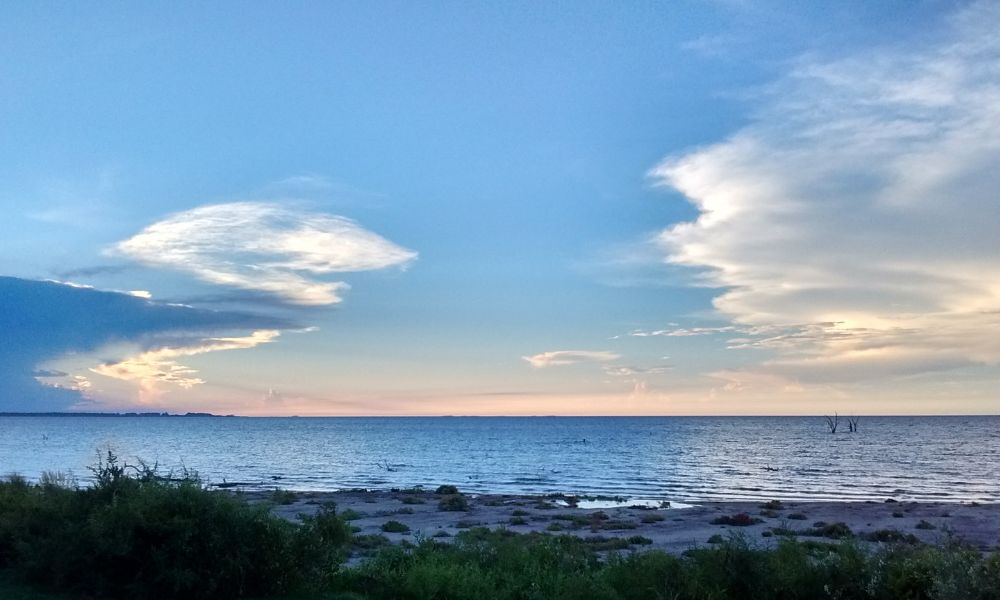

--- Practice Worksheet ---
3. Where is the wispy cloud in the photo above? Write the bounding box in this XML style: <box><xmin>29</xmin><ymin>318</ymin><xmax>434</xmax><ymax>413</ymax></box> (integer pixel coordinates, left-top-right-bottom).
<box><xmin>54</xmin><ymin>264</ymin><xmax>132</xmax><ymax>279</ymax></box>
<box><xmin>522</xmin><ymin>350</ymin><xmax>621</xmax><ymax>368</ymax></box>
<box><xmin>650</xmin><ymin>1</ymin><xmax>1000</xmax><ymax>387</ymax></box>
<box><xmin>113</xmin><ymin>202</ymin><xmax>417</xmax><ymax>305</ymax></box>
<box><xmin>91</xmin><ymin>330</ymin><xmax>280</xmax><ymax>403</ymax></box>
<box><xmin>630</xmin><ymin>326</ymin><xmax>738</xmax><ymax>337</ymax></box>
<box><xmin>603</xmin><ymin>364</ymin><xmax>672</xmax><ymax>377</ymax></box>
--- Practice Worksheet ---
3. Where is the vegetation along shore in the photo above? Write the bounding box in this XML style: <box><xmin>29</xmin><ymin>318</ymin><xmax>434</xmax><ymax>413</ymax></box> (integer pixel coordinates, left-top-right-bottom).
<box><xmin>1</xmin><ymin>455</ymin><xmax>998</xmax><ymax>599</ymax></box>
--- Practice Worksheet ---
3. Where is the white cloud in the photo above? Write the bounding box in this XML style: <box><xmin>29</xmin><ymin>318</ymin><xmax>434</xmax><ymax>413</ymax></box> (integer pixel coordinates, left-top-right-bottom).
<box><xmin>114</xmin><ymin>202</ymin><xmax>417</xmax><ymax>305</ymax></box>
<box><xmin>630</xmin><ymin>326</ymin><xmax>737</xmax><ymax>337</ymax></box>
<box><xmin>651</xmin><ymin>1</ymin><xmax>1000</xmax><ymax>386</ymax></box>
<box><xmin>603</xmin><ymin>365</ymin><xmax>672</xmax><ymax>377</ymax></box>
<box><xmin>91</xmin><ymin>330</ymin><xmax>280</xmax><ymax>403</ymax></box>
<box><xmin>522</xmin><ymin>350</ymin><xmax>621</xmax><ymax>368</ymax></box>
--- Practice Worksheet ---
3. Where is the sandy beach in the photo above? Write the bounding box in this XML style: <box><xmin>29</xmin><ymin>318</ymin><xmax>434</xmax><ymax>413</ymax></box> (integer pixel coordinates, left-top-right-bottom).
<box><xmin>250</xmin><ymin>488</ymin><xmax>1000</xmax><ymax>559</ymax></box>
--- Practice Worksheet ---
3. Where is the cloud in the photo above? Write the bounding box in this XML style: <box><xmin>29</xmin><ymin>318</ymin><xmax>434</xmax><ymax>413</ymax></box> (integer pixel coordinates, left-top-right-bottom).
<box><xmin>522</xmin><ymin>350</ymin><xmax>621</xmax><ymax>368</ymax></box>
<box><xmin>603</xmin><ymin>365</ymin><xmax>672</xmax><ymax>377</ymax></box>
<box><xmin>54</xmin><ymin>264</ymin><xmax>132</xmax><ymax>279</ymax></box>
<box><xmin>113</xmin><ymin>202</ymin><xmax>417</xmax><ymax>305</ymax></box>
<box><xmin>91</xmin><ymin>330</ymin><xmax>280</xmax><ymax>403</ymax></box>
<box><xmin>630</xmin><ymin>326</ymin><xmax>738</xmax><ymax>337</ymax></box>
<box><xmin>0</xmin><ymin>277</ymin><xmax>291</xmax><ymax>411</ymax></box>
<box><xmin>650</xmin><ymin>1</ymin><xmax>1000</xmax><ymax>386</ymax></box>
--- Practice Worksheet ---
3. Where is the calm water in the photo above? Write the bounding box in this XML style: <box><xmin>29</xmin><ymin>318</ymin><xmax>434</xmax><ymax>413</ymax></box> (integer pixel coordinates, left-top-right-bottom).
<box><xmin>0</xmin><ymin>416</ymin><xmax>997</xmax><ymax>503</ymax></box>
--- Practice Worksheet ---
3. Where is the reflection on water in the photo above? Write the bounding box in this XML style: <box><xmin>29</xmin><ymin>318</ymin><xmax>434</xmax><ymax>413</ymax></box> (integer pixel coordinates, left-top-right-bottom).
<box><xmin>0</xmin><ymin>416</ymin><xmax>997</xmax><ymax>503</ymax></box>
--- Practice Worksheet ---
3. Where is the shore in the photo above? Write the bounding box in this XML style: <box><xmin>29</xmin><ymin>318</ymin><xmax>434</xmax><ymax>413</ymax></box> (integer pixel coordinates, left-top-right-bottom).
<box><xmin>247</xmin><ymin>488</ymin><xmax>1000</xmax><ymax>557</ymax></box>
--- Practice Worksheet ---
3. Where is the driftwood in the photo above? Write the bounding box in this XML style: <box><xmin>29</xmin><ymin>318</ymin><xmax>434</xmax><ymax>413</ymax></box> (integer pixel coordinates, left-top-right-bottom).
<box><xmin>848</xmin><ymin>416</ymin><xmax>860</xmax><ymax>432</ymax></box>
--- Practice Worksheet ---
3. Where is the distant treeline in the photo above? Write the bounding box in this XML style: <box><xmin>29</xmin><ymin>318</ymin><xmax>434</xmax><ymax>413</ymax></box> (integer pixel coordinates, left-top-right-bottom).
<box><xmin>0</xmin><ymin>412</ymin><xmax>230</xmax><ymax>417</ymax></box>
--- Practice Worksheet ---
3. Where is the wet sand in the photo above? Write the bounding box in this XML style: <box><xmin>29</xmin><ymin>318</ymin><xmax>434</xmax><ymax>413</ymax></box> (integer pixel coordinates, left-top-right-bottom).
<box><xmin>245</xmin><ymin>488</ymin><xmax>1000</xmax><ymax>558</ymax></box>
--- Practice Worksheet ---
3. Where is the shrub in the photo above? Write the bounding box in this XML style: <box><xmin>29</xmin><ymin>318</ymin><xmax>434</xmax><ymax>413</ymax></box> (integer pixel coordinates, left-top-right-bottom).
<box><xmin>329</xmin><ymin>530</ymin><xmax>1000</xmax><ymax>600</ymax></box>
<box><xmin>915</xmin><ymin>519</ymin><xmax>937</xmax><ymax>530</ymax></box>
<box><xmin>271</xmin><ymin>488</ymin><xmax>297</xmax><ymax>505</ymax></box>
<box><xmin>806</xmin><ymin>522</ymin><xmax>853</xmax><ymax>539</ymax></box>
<box><xmin>760</xmin><ymin>500</ymin><xmax>784</xmax><ymax>510</ymax></box>
<box><xmin>772</xmin><ymin>526</ymin><xmax>797</xmax><ymax>537</ymax></box>
<box><xmin>711</xmin><ymin>513</ymin><xmax>764</xmax><ymax>526</ymax></box>
<box><xmin>509</xmin><ymin>516</ymin><xmax>527</xmax><ymax>526</ymax></box>
<box><xmin>438</xmin><ymin>494</ymin><xmax>469</xmax><ymax>512</ymax></box>
<box><xmin>340</xmin><ymin>509</ymin><xmax>365</xmax><ymax>521</ymax></box>
<box><xmin>864</xmin><ymin>529</ymin><xmax>920</xmax><ymax>544</ymax></box>
<box><xmin>381</xmin><ymin>520</ymin><xmax>411</xmax><ymax>533</ymax></box>
<box><xmin>434</xmin><ymin>485</ymin><xmax>459</xmax><ymax>495</ymax></box>
<box><xmin>0</xmin><ymin>453</ymin><xmax>351</xmax><ymax>599</ymax></box>
<box><xmin>400</xmin><ymin>496</ymin><xmax>425</xmax><ymax>505</ymax></box>
<box><xmin>786</xmin><ymin>512</ymin><xmax>808</xmax><ymax>520</ymax></box>
<box><xmin>510</xmin><ymin>509</ymin><xmax>529</xmax><ymax>517</ymax></box>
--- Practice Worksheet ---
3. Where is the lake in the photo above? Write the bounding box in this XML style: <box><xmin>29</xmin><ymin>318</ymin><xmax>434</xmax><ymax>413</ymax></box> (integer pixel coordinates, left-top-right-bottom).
<box><xmin>1</xmin><ymin>415</ymin><xmax>997</xmax><ymax>502</ymax></box>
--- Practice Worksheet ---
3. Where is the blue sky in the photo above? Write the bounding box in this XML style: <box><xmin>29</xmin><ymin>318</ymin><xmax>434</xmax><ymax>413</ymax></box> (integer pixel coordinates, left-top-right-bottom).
<box><xmin>3</xmin><ymin>1</ymin><xmax>998</xmax><ymax>415</ymax></box>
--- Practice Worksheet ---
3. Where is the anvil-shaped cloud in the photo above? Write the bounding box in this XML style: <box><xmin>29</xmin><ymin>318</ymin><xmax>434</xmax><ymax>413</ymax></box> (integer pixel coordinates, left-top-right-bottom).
<box><xmin>113</xmin><ymin>202</ymin><xmax>417</xmax><ymax>305</ymax></box>
<box><xmin>0</xmin><ymin>277</ymin><xmax>291</xmax><ymax>411</ymax></box>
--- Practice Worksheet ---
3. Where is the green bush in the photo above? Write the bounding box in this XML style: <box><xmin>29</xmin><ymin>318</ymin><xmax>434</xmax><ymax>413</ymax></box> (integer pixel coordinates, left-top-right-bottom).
<box><xmin>0</xmin><ymin>452</ymin><xmax>351</xmax><ymax>599</ymax></box>
<box><xmin>438</xmin><ymin>494</ymin><xmax>469</xmax><ymax>512</ymax></box>
<box><xmin>805</xmin><ymin>521</ymin><xmax>853</xmax><ymax>539</ymax></box>
<box><xmin>340</xmin><ymin>508</ymin><xmax>365</xmax><ymax>521</ymax></box>
<box><xmin>435</xmin><ymin>484</ymin><xmax>459</xmax><ymax>495</ymax></box>
<box><xmin>381</xmin><ymin>520</ymin><xmax>411</xmax><ymax>533</ymax></box>
<box><xmin>332</xmin><ymin>528</ymin><xmax>1000</xmax><ymax>599</ymax></box>
<box><xmin>711</xmin><ymin>513</ymin><xmax>763</xmax><ymax>526</ymax></box>
<box><xmin>7</xmin><ymin>482</ymin><xmax>1000</xmax><ymax>600</ymax></box>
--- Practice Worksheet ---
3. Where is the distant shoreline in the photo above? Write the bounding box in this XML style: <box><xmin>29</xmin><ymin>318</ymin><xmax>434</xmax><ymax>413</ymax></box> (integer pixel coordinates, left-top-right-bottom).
<box><xmin>0</xmin><ymin>411</ymin><xmax>231</xmax><ymax>418</ymax></box>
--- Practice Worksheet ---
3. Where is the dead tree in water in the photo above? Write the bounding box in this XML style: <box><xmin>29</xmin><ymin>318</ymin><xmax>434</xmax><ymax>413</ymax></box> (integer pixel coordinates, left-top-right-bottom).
<box><xmin>825</xmin><ymin>413</ymin><xmax>840</xmax><ymax>433</ymax></box>
<box><xmin>848</xmin><ymin>416</ymin><xmax>860</xmax><ymax>432</ymax></box>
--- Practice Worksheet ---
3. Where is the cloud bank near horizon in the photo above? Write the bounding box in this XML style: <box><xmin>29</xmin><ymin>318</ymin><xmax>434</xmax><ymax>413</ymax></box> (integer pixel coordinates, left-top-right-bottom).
<box><xmin>650</xmin><ymin>1</ymin><xmax>1000</xmax><ymax>390</ymax></box>
<box><xmin>114</xmin><ymin>202</ymin><xmax>417</xmax><ymax>306</ymax></box>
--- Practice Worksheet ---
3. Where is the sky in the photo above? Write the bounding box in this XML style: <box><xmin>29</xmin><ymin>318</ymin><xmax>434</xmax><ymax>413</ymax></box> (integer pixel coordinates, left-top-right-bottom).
<box><xmin>2</xmin><ymin>1</ymin><xmax>998</xmax><ymax>416</ymax></box>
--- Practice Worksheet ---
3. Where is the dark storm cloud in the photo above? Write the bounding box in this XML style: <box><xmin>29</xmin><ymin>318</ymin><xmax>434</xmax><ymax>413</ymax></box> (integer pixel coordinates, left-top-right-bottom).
<box><xmin>0</xmin><ymin>277</ymin><xmax>293</xmax><ymax>411</ymax></box>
